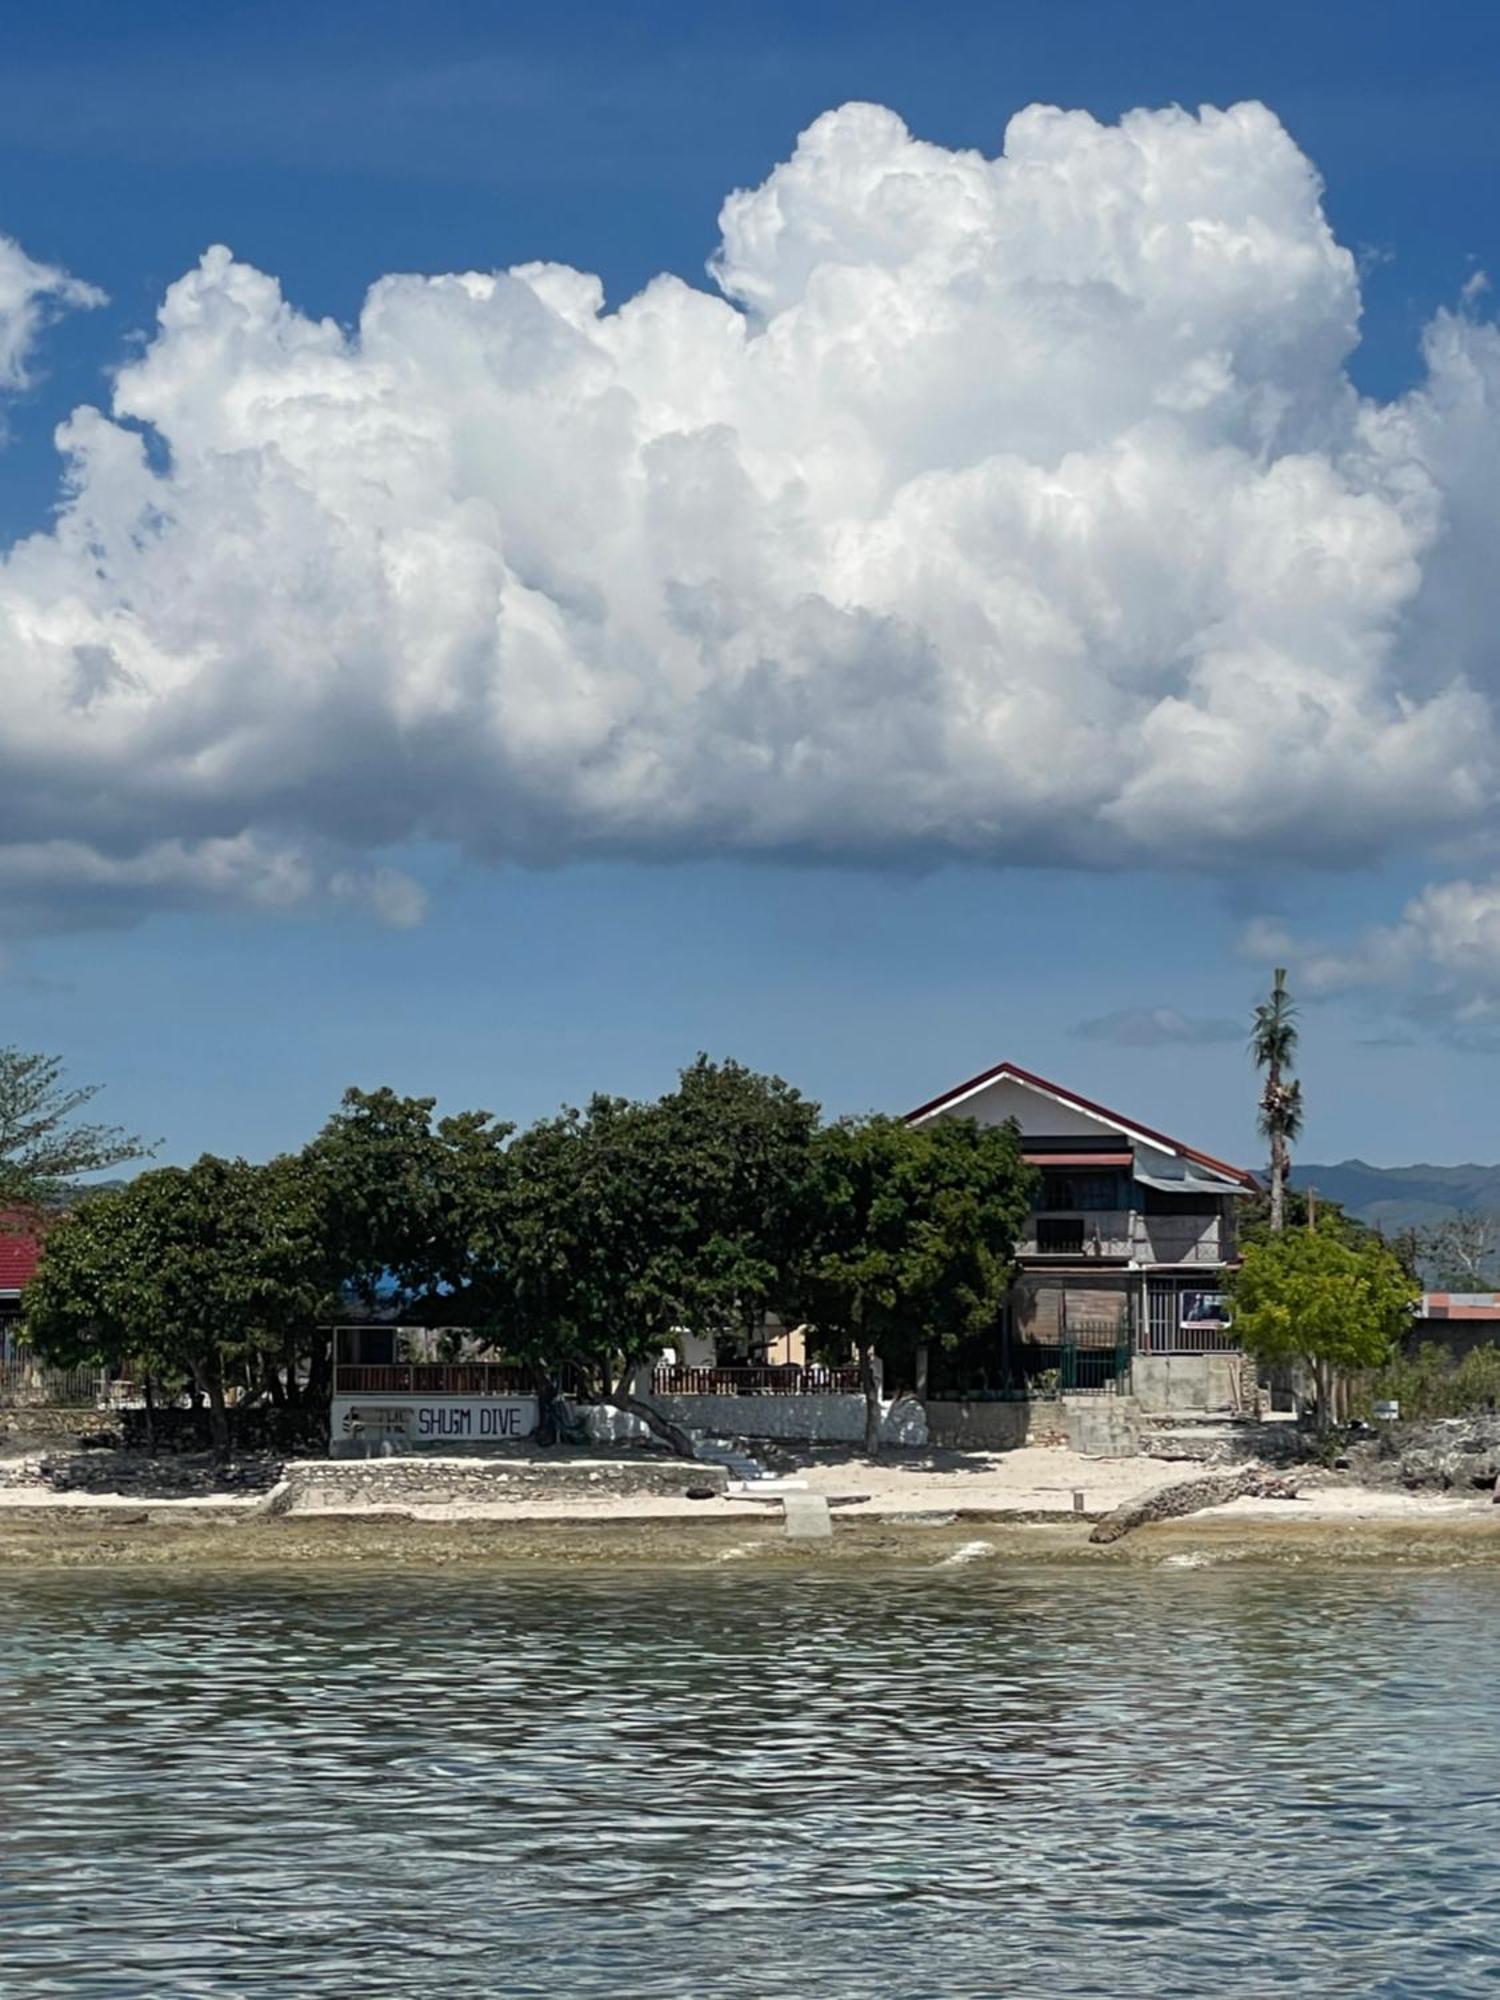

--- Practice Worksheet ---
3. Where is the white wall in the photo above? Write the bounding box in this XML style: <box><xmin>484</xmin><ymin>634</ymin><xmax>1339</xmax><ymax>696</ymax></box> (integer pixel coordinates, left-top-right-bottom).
<box><xmin>591</xmin><ymin>1393</ymin><xmax>929</xmax><ymax>1448</ymax></box>
<box><xmin>920</xmin><ymin>1074</ymin><xmax>1116</xmax><ymax>1137</ymax></box>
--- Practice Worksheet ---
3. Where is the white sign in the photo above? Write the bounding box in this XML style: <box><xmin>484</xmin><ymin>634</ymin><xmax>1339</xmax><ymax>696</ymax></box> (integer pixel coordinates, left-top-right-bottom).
<box><xmin>335</xmin><ymin>1396</ymin><xmax>538</xmax><ymax>1444</ymax></box>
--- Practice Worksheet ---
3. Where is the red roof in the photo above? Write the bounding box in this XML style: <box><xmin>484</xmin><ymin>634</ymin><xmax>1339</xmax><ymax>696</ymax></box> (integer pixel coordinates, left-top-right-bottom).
<box><xmin>906</xmin><ymin>1060</ymin><xmax>1259</xmax><ymax>1190</ymax></box>
<box><xmin>0</xmin><ymin>1215</ymin><xmax>43</xmax><ymax>1293</ymax></box>
<box><xmin>1420</xmin><ymin>1293</ymin><xmax>1500</xmax><ymax>1320</ymax></box>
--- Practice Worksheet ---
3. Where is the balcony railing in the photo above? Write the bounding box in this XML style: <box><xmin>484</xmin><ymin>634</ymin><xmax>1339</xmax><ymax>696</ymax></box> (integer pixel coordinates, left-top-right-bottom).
<box><xmin>334</xmin><ymin>1362</ymin><xmax>535</xmax><ymax>1396</ymax></box>
<box><xmin>1019</xmin><ymin>1211</ymin><xmax>1227</xmax><ymax>1265</ymax></box>
<box><xmin>652</xmin><ymin>1364</ymin><xmax>862</xmax><ymax>1397</ymax></box>
<box><xmin>1137</xmin><ymin>1321</ymin><xmax>1240</xmax><ymax>1355</ymax></box>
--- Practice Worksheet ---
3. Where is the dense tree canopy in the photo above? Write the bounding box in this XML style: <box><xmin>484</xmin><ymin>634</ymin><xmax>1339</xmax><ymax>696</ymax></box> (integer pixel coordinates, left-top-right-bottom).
<box><xmin>23</xmin><ymin>1052</ymin><xmax>1035</xmax><ymax>1459</ymax></box>
<box><xmin>1228</xmin><ymin>1223</ymin><xmax>1417</xmax><ymax>1425</ymax></box>
<box><xmin>791</xmin><ymin>1114</ymin><xmax>1035</xmax><ymax>1450</ymax></box>
<box><xmin>24</xmin><ymin>1155</ymin><xmax>333</xmax><ymax>1453</ymax></box>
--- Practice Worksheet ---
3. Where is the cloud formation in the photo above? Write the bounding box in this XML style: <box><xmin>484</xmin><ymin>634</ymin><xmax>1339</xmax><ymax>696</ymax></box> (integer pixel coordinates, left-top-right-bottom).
<box><xmin>3</xmin><ymin>99</ymin><xmax>1500</xmax><ymax>928</ymax></box>
<box><xmin>1073</xmin><ymin>1006</ymin><xmax>1243</xmax><ymax>1048</ymax></box>
<box><xmin>0</xmin><ymin>231</ymin><xmax>102</xmax><ymax>394</ymax></box>
<box><xmin>1243</xmin><ymin>880</ymin><xmax>1500</xmax><ymax>1046</ymax></box>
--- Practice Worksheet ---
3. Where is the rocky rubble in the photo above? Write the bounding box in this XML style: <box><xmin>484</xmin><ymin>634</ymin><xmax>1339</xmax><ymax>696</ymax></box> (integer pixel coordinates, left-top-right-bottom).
<box><xmin>0</xmin><ymin>1450</ymin><xmax>284</xmax><ymax>1496</ymax></box>
<box><xmin>1341</xmin><ymin>1415</ymin><xmax>1500</xmax><ymax>1493</ymax></box>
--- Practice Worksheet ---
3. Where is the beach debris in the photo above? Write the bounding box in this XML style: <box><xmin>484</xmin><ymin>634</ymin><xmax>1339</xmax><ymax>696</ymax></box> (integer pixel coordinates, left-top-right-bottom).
<box><xmin>1089</xmin><ymin>1467</ymin><xmax>1299</xmax><ymax>1544</ymax></box>
<box><xmin>937</xmin><ymin>1539</ymin><xmax>994</xmax><ymax>1566</ymax></box>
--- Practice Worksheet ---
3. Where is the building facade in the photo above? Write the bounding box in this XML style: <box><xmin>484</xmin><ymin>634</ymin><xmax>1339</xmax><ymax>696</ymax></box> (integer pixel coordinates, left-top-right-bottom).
<box><xmin>908</xmin><ymin>1061</ymin><xmax>1258</xmax><ymax>1410</ymax></box>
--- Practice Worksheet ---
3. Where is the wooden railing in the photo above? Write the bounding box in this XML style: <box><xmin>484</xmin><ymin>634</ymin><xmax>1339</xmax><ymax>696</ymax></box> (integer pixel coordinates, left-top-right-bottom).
<box><xmin>333</xmin><ymin>1362</ymin><xmax>535</xmax><ymax>1396</ymax></box>
<box><xmin>651</xmin><ymin>1364</ymin><xmax>862</xmax><ymax>1397</ymax></box>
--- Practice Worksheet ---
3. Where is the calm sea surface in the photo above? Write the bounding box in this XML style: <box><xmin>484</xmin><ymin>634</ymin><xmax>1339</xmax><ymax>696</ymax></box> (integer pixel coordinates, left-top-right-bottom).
<box><xmin>2</xmin><ymin>1559</ymin><xmax>1499</xmax><ymax>1998</ymax></box>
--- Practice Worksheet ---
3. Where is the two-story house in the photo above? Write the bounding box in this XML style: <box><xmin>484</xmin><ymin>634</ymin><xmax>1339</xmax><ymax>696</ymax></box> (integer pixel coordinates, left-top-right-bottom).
<box><xmin>907</xmin><ymin>1061</ymin><xmax>1258</xmax><ymax>1404</ymax></box>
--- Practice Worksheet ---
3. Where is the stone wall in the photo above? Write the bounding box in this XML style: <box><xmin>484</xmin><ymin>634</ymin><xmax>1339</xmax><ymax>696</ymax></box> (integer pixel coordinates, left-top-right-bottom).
<box><xmin>279</xmin><ymin>1454</ymin><xmax>728</xmax><ymax>1512</ymax></box>
<box><xmin>924</xmin><ymin>1399</ymin><xmax>1069</xmax><ymax>1449</ymax></box>
<box><xmin>0</xmin><ymin>1407</ymin><xmax>114</xmax><ymax>1451</ymax></box>
<box><xmin>117</xmin><ymin>1405</ymin><xmax>330</xmax><ymax>1455</ymax></box>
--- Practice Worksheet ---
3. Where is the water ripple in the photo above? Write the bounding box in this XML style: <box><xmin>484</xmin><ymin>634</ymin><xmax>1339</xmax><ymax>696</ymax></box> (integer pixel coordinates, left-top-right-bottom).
<box><xmin>2</xmin><ymin>1566</ymin><xmax>1500</xmax><ymax>1997</ymax></box>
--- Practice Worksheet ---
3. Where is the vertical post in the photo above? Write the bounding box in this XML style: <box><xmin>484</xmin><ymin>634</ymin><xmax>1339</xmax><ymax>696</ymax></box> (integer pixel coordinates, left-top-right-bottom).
<box><xmin>915</xmin><ymin>1341</ymin><xmax>930</xmax><ymax>1403</ymax></box>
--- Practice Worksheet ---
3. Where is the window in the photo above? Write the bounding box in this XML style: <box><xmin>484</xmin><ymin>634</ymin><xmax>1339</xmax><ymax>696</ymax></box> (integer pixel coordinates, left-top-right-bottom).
<box><xmin>1039</xmin><ymin>1171</ymin><xmax>1122</xmax><ymax>1212</ymax></box>
<box><xmin>1037</xmin><ymin>1217</ymin><xmax>1085</xmax><ymax>1254</ymax></box>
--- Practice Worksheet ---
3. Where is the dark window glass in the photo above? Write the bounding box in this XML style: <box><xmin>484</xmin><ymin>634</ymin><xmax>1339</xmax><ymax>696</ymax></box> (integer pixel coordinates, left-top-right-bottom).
<box><xmin>1039</xmin><ymin>1172</ymin><xmax>1121</xmax><ymax>1211</ymax></box>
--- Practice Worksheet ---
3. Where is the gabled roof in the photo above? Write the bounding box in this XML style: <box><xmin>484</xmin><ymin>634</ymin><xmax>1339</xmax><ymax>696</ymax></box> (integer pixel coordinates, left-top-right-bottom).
<box><xmin>905</xmin><ymin>1060</ymin><xmax>1259</xmax><ymax>1191</ymax></box>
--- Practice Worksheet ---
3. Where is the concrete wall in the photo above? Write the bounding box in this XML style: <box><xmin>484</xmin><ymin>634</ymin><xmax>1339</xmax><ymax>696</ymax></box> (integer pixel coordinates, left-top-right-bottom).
<box><xmin>1129</xmin><ymin>1352</ymin><xmax>1245</xmax><ymax>1415</ymax></box>
<box><xmin>330</xmin><ymin>1394</ymin><xmax>539</xmax><ymax>1454</ymax></box>
<box><xmin>605</xmin><ymin>1391</ymin><xmax>929</xmax><ymax>1448</ymax></box>
<box><xmin>924</xmin><ymin>1399</ymin><xmax>1069</xmax><ymax>1449</ymax></box>
<box><xmin>280</xmin><ymin>1455</ymin><xmax>727</xmax><ymax>1511</ymax></box>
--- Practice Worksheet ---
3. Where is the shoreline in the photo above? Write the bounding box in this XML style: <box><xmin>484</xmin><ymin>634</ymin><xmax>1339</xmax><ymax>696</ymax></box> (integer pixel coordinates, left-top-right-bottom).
<box><xmin>2</xmin><ymin>1496</ymin><xmax>1498</xmax><ymax>1570</ymax></box>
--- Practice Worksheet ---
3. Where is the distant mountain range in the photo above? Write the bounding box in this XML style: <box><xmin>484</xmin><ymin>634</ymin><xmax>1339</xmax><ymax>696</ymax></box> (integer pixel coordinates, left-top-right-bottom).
<box><xmin>1291</xmin><ymin>1162</ymin><xmax>1500</xmax><ymax>1230</ymax></box>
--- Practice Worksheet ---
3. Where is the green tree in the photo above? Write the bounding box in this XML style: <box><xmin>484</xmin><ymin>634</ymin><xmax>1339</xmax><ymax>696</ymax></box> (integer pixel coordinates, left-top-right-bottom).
<box><xmin>303</xmin><ymin>1086</ymin><xmax>513</xmax><ymax>1314</ymax></box>
<box><xmin>1227</xmin><ymin>1224</ymin><xmax>1416</xmax><ymax>1426</ymax></box>
<box><xmin>496</xmin><ymin>1094</ymin><xmax>701</xmax><ymax>1449</ymax></box>
<box><xmin>0</xmin><ymin>1046</ymin><xmax>152</xmax><ymax>1211</ymax></box>
<box><xmin>634</xmin><ymin>1056</ymin><xmax>820</xmax><ymax>1355</ymax></box>
<box><xmin>486</xmin><ymin>1061</ymin><xmax>821</xmax><ymax>1445</ymax></box>
<box><xmin>1250</xmin><ymin>968</ymin><xmax>1302</xmax><ymax>1234</ymax></box>
<box><xmin>24</xmin><ymin>1155</ymin><xmax>333</xmax><ymax>1455</ymax></box>
<box><xmin>792</xmin><ymin>1115</ymin><xmax>1034</xmax><ymax>1454</ymax></box>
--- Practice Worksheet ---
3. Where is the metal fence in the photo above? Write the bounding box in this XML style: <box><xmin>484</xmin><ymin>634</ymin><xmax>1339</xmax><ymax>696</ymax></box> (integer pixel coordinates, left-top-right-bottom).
<box><xmin>0</xmin><ymin>1359</ymin><xmax>106</xmax><ymax>1407</ymax></box>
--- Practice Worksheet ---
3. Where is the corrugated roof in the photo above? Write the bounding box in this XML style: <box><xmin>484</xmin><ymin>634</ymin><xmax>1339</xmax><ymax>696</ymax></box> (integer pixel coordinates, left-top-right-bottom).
<box><xmin>1420</xmin><ymin>1292</ymin><xmax>1500</xmax><ymax>1319</ymax></box>
<box><xmin>0</xmin><ymin>1216</ymin><xmax>42</xmax><ymax>1294</ymax></box>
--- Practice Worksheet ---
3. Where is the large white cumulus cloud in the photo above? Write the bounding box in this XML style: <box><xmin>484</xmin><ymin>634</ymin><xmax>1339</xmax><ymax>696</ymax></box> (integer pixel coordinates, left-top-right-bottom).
<box><xmin>4</xmin><ymin>98</ymin><xmax>1500</xmax><ymax>926</ymax></box>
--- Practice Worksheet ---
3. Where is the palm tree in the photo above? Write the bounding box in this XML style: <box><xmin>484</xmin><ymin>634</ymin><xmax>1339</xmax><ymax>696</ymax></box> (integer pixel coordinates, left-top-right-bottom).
<box><xmin>1251</xmin><ymin>968</ymin><xmax>1303</xmax><ymax>1233</ymax></box>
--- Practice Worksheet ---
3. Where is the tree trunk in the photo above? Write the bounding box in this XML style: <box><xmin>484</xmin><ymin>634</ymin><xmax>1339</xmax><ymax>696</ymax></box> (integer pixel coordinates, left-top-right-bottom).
<box><xmin>614</xmin><ymin>1392</ymin><xmax>700</xmax><ymax>1461</ymax></box>
<box><xmin>193</xmin><ymin>1358</ymin><xmax>231</xmax><ymax>1460</ymax></box>
<box><xmin>915</xmin><ymin>1342</ymin><xmax>930</xmax><ymax>1402</ymax></box>
<box><xmin>1307</xmin><ymin>1355</ymin><xmax>1334</xmax><ymax>1432</ymax></box>
<box><xmin>606</xmin><ymin>1356</ymin><xmax>699</xmax><ymax>1461</ymax></box>
<box><xmin>142</xmin><ymin>1372</ymin><xmax>157</xmax><ymax>1456</ymax></box>
<box><xmin>307</xmin><ymin>1328</ymin><xmax>330</xmax><ymax>1402</ymax></box>
<box><xmin>859</xmin><ymin>1339</ymin><xmax>880</xmax><ymax>1457</ymax></box>
<box><xmin>1269</xmin><ymin>1117</ymin><xmax>1286</xmax><ymax>1234</ymax></box>
<box><xmin>283</xmin><ymin>1331</ymin><xmax>303</xmax><ymax>1407</ymax></box>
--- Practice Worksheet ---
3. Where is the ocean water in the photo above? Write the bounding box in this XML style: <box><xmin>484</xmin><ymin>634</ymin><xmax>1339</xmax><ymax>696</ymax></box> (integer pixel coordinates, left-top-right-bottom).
<box><xmin>2</xmin><ymin>1560</ymin><xmax>1499</xmax><ymax>1998</ymax></box>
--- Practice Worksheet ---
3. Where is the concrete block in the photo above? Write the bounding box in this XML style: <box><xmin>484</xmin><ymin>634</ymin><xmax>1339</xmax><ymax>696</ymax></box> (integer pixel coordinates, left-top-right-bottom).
<box><xmin>783</xmin><ymin>1493</ymin><xmax>833</xmax><ymax>1539</ymax></box>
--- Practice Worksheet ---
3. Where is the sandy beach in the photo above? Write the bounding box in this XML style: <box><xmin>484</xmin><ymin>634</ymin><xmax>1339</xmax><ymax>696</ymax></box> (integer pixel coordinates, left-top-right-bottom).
<box><xmin>1</xmin><ymin>1442</ymin><xmax>1496</xmax><ymax>1569</ymax></box>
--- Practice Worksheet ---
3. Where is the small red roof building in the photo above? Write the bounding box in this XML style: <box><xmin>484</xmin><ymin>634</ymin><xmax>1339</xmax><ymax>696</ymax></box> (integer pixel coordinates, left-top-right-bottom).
<box><xmin>0</xmin><ymin>1216</ymin><xmax>44</xmax><ymax>1296</ymax></box>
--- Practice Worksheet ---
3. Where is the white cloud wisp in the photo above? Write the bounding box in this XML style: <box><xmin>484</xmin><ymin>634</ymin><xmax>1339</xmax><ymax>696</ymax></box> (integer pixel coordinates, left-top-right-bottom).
<box><xmin>2</xmin><ymin>99</ymin><xmax>1500</xmax><ymax>931</ymax></box>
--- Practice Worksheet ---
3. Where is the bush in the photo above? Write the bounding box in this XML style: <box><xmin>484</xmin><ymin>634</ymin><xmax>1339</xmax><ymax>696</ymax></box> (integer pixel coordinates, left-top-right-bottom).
<box><xmin>1356</xmin><ymin>1341</ymin><xmax>1500</xmax><ymax>1422</ymax></box>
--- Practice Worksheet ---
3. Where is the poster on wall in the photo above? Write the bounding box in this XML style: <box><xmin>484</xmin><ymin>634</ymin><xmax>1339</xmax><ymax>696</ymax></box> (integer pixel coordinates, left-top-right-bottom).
<box><xmin>1179</xmin><ymin>1291</ymin><xmax>1229</xmax><ymax>1328</ymax></box>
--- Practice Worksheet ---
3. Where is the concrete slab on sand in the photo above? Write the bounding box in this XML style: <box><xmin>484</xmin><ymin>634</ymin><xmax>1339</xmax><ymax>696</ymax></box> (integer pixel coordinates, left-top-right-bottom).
<box><xmin>783</xmin><ymin>1493</ymin><xmax>832</xmax><ymax>1540</ymax></box>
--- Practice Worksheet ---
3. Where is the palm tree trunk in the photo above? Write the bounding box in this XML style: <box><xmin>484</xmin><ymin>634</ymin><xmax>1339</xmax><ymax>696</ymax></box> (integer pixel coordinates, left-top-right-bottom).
<box><xmin>1269</xmin><ymin>1125</ymin><xmax>1285</xmax><ymax>1234</ymax></box>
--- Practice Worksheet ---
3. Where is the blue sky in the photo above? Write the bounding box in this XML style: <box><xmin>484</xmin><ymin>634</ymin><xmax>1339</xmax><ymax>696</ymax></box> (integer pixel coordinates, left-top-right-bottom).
<box><xmin>3</xmin><ymin>0</ymin><xmax>1500</xmax><ymax>1170</ymax></box>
